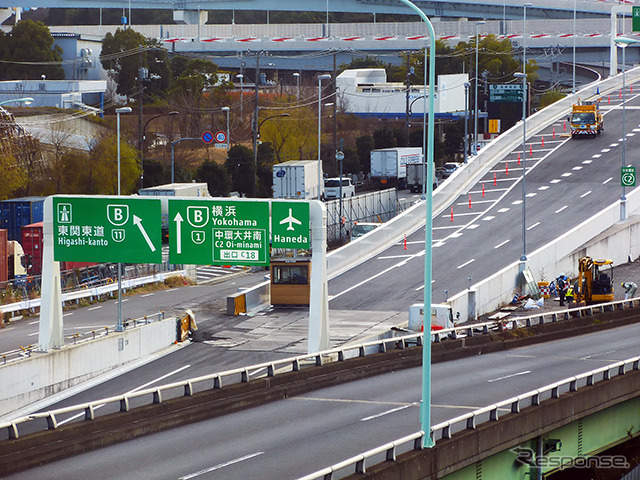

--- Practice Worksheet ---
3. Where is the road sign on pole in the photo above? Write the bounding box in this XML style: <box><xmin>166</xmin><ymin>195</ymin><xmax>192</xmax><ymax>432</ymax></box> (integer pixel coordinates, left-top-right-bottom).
<box><xmin>53</xmin><ymin>196</ymin><xmax>162</xmax><ymax>263</ymax></box>
<box><xmin>169</xmin><ymin>199</ymin><xmax>270</xmax><ymax>266</ymax></box>
<box><xmin>489</xmin><ymin>84</ymin><xmax>525</xmax><ymax>103</ymax></box>
<box><xmin>622</xmin><ymin>166</ymin><xmax>636</xmax><ymax>187</ymax></box>
<box><xmin>272</xmin><ymin>201</ymin><xmax>310</xmax><ymax>249</ymax></box>
<box><xmin>202</xmin><ymin>131</ymin><xmax>214</xmax><ymax>144</ymax></box>
<box><xmin>634</xmin><ymin>6</ymin><xmax>640</xmax><ymax>32</ymax></box>
<box><xmin>215</xmin><ymin>131</ymin><xmax>227</xmax><ymax>144</ymax></box>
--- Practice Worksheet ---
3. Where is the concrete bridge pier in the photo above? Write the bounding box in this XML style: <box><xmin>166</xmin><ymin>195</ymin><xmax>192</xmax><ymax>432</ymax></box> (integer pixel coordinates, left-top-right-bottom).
<box><xmin>173</xmin><ymin>9</ymin><xmax>208</xmax><ymax>25</ymax></box>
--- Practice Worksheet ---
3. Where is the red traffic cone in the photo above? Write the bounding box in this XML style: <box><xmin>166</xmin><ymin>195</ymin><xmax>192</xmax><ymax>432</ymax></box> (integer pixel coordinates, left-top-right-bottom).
<box><xmin>493</xmin><ymin>172</ymin><xmax>497</xmax><ymax>185</ymax></box>
<box><xmin>468</xmin><ymin>194</ymin><xmax>472</xmax><ymax>209</ymax></box>
<box><xmin>552</xmin><ymin>128</ymin><xmax>555</xmax><ymax>139</ymax></box>
<box><xmin>541</xmin><ymin>136</ymin><xmax>544</xmax><ymax>147</ymax></box>
<box><xmin>450</xmin><ymin>206</ymin><xmax>454</xmax><ymax>222</ymax></box>
<box><xmin>608</xmin><ymin>94</ymin><xmax>611</xmax><ymax>104</ymax></box>
<box><xmin>482</xmin><ymin>183</ymin><xmax>485</xmax><ymax>197</ymax></box>
<box><xmin>506</xmin><ymin>161</ymin><xmax>509</xmax><ymax>175</ymax></box>
<box><xmin>529</xmin><ymin>144</ymin><xmax>533</xmax><ymax>156</ymax></box>
<box><xmin>563</xmin><ymin>121</ymin><xmax>566</xmax><ymax>131</ymax></box>
<box><xmin>403</xmin><ymin>234</ymin><xmax>407</xmax><ymax>250</ymax></box>
<box><xmin>517</xmin><ymin>152</ymin><xmax>521</xmax><ymax>165</ymax></box>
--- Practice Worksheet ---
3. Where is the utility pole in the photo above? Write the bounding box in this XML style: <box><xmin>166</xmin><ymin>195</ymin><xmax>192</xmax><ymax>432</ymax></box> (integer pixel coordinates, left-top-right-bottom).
<box><xmin>405</xmin><ymin>53</ymin><xmax>411</xmax><ymax>142</ymax></box>
<box><xmin>332</xmin><ymin>53</ymin><xmax>337</xmax><ymax>155</ymax></box>
<box><xmin>137</xmin><ymin>47</ymin><xmax>144</xmax><ymax>190</ymax></box>
<box><xmin>252</xmin><ymin>54</ymin><xmax>261</xmax><ymax>198</ymax></box>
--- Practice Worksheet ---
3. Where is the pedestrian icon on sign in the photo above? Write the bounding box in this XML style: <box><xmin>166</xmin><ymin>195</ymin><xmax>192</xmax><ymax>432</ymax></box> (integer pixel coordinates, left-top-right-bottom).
<box><xmin>57</xmin><ymin>203</ymin><xmax>72</xmax><ymax>223</ymax></box>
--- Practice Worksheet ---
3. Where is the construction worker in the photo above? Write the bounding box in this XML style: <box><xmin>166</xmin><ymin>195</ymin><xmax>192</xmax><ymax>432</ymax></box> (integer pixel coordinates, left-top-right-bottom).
<box><xmin>565</xmin><ymin>284</ymin><xmax>575</xmax><ymax>304</ymax></box>
<box><xmin>621</xmin><ymin>281</ymin><xmax>638</xmax><ymax>300</ymax></box>
<box><xmin>556</xmin><ymin>273</ymin><xmax>569</xmax><ymax>306</ymax></box>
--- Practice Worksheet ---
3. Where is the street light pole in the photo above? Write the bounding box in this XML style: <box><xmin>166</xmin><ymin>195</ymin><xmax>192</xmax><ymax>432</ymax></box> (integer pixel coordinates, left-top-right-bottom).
<box><xmin>523</xmin><ymin>3</ymin><xmax>532</xmax><ymax>75</ymax></box>
<box><xmin>293</xmin><ymin>72</ymin><xmax>300</xmax><ymax>102</ymax></box>
<box><xmin>474</xmin><ymin>21</ymin><xmax>485</xmax><ymax>155</ymax></box>
<box><xmin>318</xmin><ymin>74</ymin><xmax>331</xmax><ymax>200</ymax></box>
<box><xmin>115</xmin><ymin>106</ymin><xmax>132</xmax><ymax>333</ymax></box>
<box><xmin>141</xmin><ymin>111</ymin><xmax>178</xmax><ymax>189</ymax></box>
<box><xmin>236</xmin><ymin>74</ymin><xmax>244</xmax><ymax>119</ymax></box>
<box><xmin>572</xmin><ymin>0</ymin><xmax>576</xmax><ymax>93</ymax></box>
<box><xmin>171</xmin><ymin>137</ymin><xmax>199</xmax><ymax>184</ymax></box>
<box><xmin>514</xmin><ymin>72</ymin><xmax>527</xmax><ymax>263</ymax></box>
<box><xmin>0</xmin><ymin>97</ymin><xmax>33</xmax><ymax>107</ymax></box>
<box><xmin>464</xmin><ymin>82</ymin><xmax>470</xmax><ymax>164</ymax></box>
<box><xmin>222</xmin><ymin>106</ymin><xmax>230</xmax><ymax>151</ymax></box>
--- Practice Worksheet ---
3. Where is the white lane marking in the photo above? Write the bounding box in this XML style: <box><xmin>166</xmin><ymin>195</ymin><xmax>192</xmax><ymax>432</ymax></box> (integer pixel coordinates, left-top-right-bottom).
<box><xmin>166</xmin><ymin>288</ymin><xmax>179</xmax><ymax>292</ymax></box>
<box><xmin>555</xmin><ymin>205</ymin><xmax>568</xmax><ymax>214</ymax></box>
<box><xmin>482</xmin><ymin>216</ymin><xmax>495</xmax><ymax>221</ymax></box>
<box><xmin>88</xmin><ymin>306</ymin><xmax>102</xmax><ymax>311</ymax></box>
<box><xmin>610</xmin><ymin>143</ymin><xmax>619</xmax><ymax>147</ymax></box>
<box><xmin>512</xmin><ymin>200</ymin><xmax>523</xmax><ymax>205</ymax></box>
<box><xmin>141</xmin><ymin>293</ymin><xmax>154</xmax><ymax>297</ymax></box>
<box><xmin>592</xmin><ymin>154</ymin><xmax>601</xmax><ymax>158</ymax></box>
<box><xmin>494</xmin><ymin>239</ymin><xmax>510</xmax><ymax>249</ymax></box>
<box><xmin>580</xmin><ymin>350</ymin><xmax>616</xmax><ymax>360</ymax></box>
<box><xmin>526</xmin><ymin>193</ymin><xmax>537</xmax><ymax>198</ymax></box>
<box><xmin>63</xmin><ymin>313</ymin><xmax>74</xmax><ymax>317</ymax></box>
<box><xmin>179</xmin><ymin>452</ymin><xmax>265</xmax><ymax>480</ymax></box>
<box><xmin>538</xmin><ymin>186</ymin><xmax>549</xmax><ymax>190</ymax></box>
<box><xmin>527</xmin><ymin>222</ymin><xmax>540</xmax><ymax>231</ymax></box>
<box><xmin>627</xmin><ymin>133</ymin><xmax>635</xmax><ymax>137</ymax></box>
<box><xmin>29</xmin><ymin>320</ymin><xmax>39</xmax><ymax>325</ymax></box>
<box><xmin>488</xmin><ymin>370</ymin><xmax>531</xmax><ymax>383</ymax></box>
<box><xmin>378</xmin><ymin>255</ymin><xmax>414</xmax><ymax>260</ymax></box>
<box><xmin>582</xmin><ymin>160</ymin><xmax>592</xmax><ymax>164</ymax></box>
<box><xmin>580</xmin><ymin>190</ymin><xmax>591</xmax><ymax>198</ymax></box>
<box><xmin>601</xmin><ymin>148</ymin><xmax>610</xmax><ymax>153</ymax></box>
<box><xmin>572</xmin><ymin>166</ymin><xmax>583</xmax><ymax>171</ymax></box>
<box><xmin>28</xmin><ymin>332</ymin><xmax>38</xmax><ymax>336</ymax></box>
<box><xmin>467</xmin><ymin>224</ymin><xmax>479</xmax><ymax>229</ymax></box>
<box><xmin>121</xmin><ymin>298</ymin><xmax>129</xmax><ymax>303</ymax></box>
<box><xmin>360</xmin><ymin>404</ymin><xmax>414</xmax><ymax>422</ymax></box>
<box><xmin>58</xmin><ymin>365</ymin><xmax>192</xmax><ymax>426</ymax></box>
<box><xmin>603</xmin><ymin>177</ymin><xmax>613</xmax><ymax>184</ymax></box>
<box><xmin>414</xmin><ymin>281</ymin><xmax>434</xmax><ymax>291</ymax></box>
<box><xmin>550</xmin><ymin>179</ymin><xmax>561</xmax><ymax>183</ymax></box>
<box><xmin>561</xmin><ymin>172</ymin><xmax>572</xmax><ymax>177</ymax></box>
<box><xmin>457</xmin><ymin>259</ymin><xmax>475</xmax><ymax>269</ymax></box>
<box><xmin>497</xmin><ymin>208</ymin><xmax>510</xmax><ymax>213</ymax></box>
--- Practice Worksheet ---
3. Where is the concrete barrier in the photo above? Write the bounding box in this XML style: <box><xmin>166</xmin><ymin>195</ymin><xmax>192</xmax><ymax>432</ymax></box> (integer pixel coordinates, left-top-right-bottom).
<box><xmin>0</xmin><ymin>316</ymin><xmax>178</xmax><ymax>417</ymax></box>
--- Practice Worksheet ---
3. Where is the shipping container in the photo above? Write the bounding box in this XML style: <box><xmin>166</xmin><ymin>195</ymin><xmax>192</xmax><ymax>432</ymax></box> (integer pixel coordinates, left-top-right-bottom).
<box><xmin>21</xmin><ymin>222</ymin><xmax>43</xmax><ymax>276</ymax></box>
<box><xmin>0</xmin><ymin>197</ymin><xmax>45</xmax><ymax>241</ymax></box>
<box><xmin>272</xmin><ymin>161</ymin><xmax>321</xmax><ymax>199</ymax></box>
<box><xmin>0</xmin><ymin>229</ymin><xmax>7</xmax><ymax>284</ymax></box>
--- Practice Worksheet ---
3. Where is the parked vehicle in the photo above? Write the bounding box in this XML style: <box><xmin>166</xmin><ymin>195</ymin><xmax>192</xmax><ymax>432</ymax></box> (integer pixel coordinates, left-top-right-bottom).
<box><xmin>574</xmin><ymin>256</ymin><xmax>614</xmax><ymax>304</ymax></box>
<box><xmin>139</xmin><ymin>183</ymin><xmax>210</xmax><ymax>243</ymax></box>
<box><xmin>323</xmin><ymin>177</ymin><xmax>355</xmax><ymax>199</ymax></box>
<box><xmin>370</xmin><ymin>147</ymin><xmax>422</xmax><ymax>189</ymax></box>
<box><xmin>406</xmin><ymin>163</ymin><xmax>438</xmax><ymax>193</ymax></box>
<box><xmin>272</xmin><ymin>160</ymin><xmax>322</xmax><ymax>200</ymax></box>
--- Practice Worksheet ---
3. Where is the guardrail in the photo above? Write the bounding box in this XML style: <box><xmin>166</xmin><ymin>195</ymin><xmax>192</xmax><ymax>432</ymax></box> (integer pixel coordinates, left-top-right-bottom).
<box><xmin>297</xmin><ymin>353</ymin><xmax>640</xmax><ymax>480</ymax></box>
<box><xmin>0</xmin><ymin>270</ymin><xmax>185</xmax><ymax>317</ymax></box>
<box><xmin>3</xmin><ymin>296</ymin><xmax>638</xmax><ymax>440</ymax></box>
<box><xmin>0</xmin><ymin>311</ymin><xmax>165</xmax><ymax>366</ymax></box>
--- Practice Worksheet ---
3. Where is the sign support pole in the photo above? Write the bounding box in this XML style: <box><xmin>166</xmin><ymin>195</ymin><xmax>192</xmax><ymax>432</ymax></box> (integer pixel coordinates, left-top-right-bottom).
<box><xmin>38</xmin><ymin>197</ymin><xmax>64</xmax><ymax>351</ymax></box>
<box><xmin>308</xmin><ymin>200</ymin><xmax>329</xmax><ymax>353</ymax></box>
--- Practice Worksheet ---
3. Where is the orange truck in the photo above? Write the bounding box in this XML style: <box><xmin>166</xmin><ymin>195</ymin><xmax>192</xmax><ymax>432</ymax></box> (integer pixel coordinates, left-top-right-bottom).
<box><xmin>568</xmin><ymin>101</ymin><xmax>603</xmax><ymax>138</ymax></box>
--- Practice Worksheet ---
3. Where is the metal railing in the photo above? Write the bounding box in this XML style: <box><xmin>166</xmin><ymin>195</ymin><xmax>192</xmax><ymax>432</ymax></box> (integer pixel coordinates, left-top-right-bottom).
<box><xmin>0</xmin><ymin>311</ymin><xmax>165</xmax><ymax>366</ymax></box>
<box><xmin>298</xmin><ymin>354</ymin><xmax>640</xmax><ymax>480</ymax></box>
<box><xmin>2</xmin><ymin>296</ymin><xmax>637</xmax><ymax>440</ymax></box>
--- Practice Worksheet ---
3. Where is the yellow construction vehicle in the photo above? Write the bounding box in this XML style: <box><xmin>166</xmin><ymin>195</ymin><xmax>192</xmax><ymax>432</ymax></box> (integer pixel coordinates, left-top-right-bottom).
<box><xmin>574</xmin><ymin>256</ymin><xmax>614</xmax><ymax>305</ymax></box>
<box><xmin>568</xmin><ymin>100</ymin><xmax>603</xmax><ymax>138</ymax></box>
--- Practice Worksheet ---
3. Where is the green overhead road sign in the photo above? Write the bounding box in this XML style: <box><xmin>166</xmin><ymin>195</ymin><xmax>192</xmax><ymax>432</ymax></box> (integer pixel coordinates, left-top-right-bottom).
<box><xmin>489</xmin><ymin>84</ymin><xmax>525</xmax><ymax>103</ymax></box>
<box><xmin>53</xmin><ymin>196</ymin><xmax>162</xmax><ymax>263</ymax></box>
<box><xmin>622</xmin><ymin>166</ymin><xmax>636</xmax><ymax>187</ymax></box>
<box><xmin>169</xmin><ymin>199</ymin><xmax>270</xmax><ymax>266</ymax></box>
<box><xmin>634</xmin><ymin>6</ymin><xmax>640</xmax><ymax>32</ymax></box>
<box><xmin>272</xmin><ymin>201</ymin><xmax>310</xmax><ymax>249</ymax></box>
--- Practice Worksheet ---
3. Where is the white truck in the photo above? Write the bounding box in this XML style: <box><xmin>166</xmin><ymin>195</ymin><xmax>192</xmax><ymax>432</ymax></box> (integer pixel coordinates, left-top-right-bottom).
<box><xmin>272</xmin><ymin>160</ymin><xmax>322</xmax><ymax>200</ymax></box>
<box><xmin>370</xmin><ymin>147</ymin><xmax>422</xmax><ymax>189</ymax></box>
<box><xmin>406</xmin><ymin>163</ymin><xmax>438</xmax><ymax>193</ymax></box>
<box><xmin>138</xmin><ymin>183</ymin><xmax>211</xmax><ymax>242</ymax></box>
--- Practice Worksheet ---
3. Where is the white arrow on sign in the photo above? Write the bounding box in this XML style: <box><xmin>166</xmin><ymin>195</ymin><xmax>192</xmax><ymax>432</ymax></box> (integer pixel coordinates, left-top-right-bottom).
<box><xmin>174</xmin><ymin>212</ymin><xmax>183</xmax><ymax>254</ymax></box>
<box><xmin>133</xmin><ymin>215</ymin><xmax>156</xmax><ymax>252</ymax></box>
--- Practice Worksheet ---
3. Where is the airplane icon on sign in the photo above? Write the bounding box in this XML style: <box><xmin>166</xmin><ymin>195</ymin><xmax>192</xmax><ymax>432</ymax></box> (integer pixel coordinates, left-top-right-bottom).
<box><xmin>279</xmin><ymin>208</ymin><xmax>301</xmax><ymax>231</ymax></box>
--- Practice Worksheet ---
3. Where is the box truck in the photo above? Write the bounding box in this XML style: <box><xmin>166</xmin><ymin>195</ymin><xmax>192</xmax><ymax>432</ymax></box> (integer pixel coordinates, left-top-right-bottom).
<box><xmin>138</xmin><ymin>183</ymin><xmax>211</xmax><ymax>242</ymax></box>
<box><xmin>408</xmin><ymin>303</ymin><xmax>457</xmax><ymax>332</ymax></box>
<box><xmin>370</xmin><ymin>147</ymin><xmax>422</xmax><ymax>189</ymax></box>
<box><xmin>272</xmin><ymin>160</ymin><xmax>321</xmax><ymax>199</ymax></box>
<box><xmin>406</xmin><ymin>163</ymin><xmax>438</xmax><ymax>193</ymax></box>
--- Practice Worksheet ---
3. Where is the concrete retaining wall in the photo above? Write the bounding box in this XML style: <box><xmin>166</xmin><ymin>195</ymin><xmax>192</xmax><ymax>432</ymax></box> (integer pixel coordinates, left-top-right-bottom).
<box><xmin>0</xmin><ymin>317</ymin><xmax>178</xmax><ymax>417</ymax></box>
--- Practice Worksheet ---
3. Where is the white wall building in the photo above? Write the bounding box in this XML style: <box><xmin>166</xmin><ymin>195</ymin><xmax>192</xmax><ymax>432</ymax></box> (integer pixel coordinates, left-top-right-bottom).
<box><xmin>336</xmin><ymin>68</ymin><xmax>468</xmax><ymax>120</ymax></box>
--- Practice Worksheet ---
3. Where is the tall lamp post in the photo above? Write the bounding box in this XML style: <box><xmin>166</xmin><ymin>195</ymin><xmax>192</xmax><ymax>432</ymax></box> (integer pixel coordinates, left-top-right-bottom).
<box><xmin>474</xmin><ymin>21</ymin><xmax>485</xmax><ymax>155</ymax></box>
<box><xmin>0</xmin><ymin>97</ymin><xmax>33</xmax><ymax>107</ymax></box>
<box><xmin>464</xmin><ymin>82</ymin><xmax>470</xmax><ymax>164</ymax></box>
<box><xmin>514</xmin><ymin>73</ymin><xmax>528</xmax><ymax>263</ymax></box>
<box><xmin>293</xmin><ymin>72</ymin><xmax>300</xmax><ymax>102</ymax></box>
<box><xmin>318</xmin><ymin>74</ymin><xmax>332</xmax><ymax>199</ymax></box>
<box><xmin>614</xmin><ymin>37</ymin><xmax>640</xmax><ymax>220</ymax></box>
<box><xmin>171</xmin><ymin>137</ymin><xmax>199</xmax><ymax>184</ymax></box>
<box><xmin>115</xmin><ymin>106</ymin><xmax>132</xmax><ymax>332</ymax></box>
<box><xmin>523</xmin><ymin>3</ymin><xmax>532</xmax><ymax>74</ymax></box>
<box><xmin>253</xmin><ymin>112</ymin><xmax>290</xmax><ymax>196</ymax></box>
<box><xmin>572</xmin><ymin>0</ymin><xmax>576</xmax><ymax>93</ymax></box>
<box><xmin>141</xmin><ymin>111</ymin><xmax>178</xmax><ymax>189</ymax></box>
<box><xmin>222</xmin><ymin>106</ymin><xmax>230</xmax><ymax>151</ymax></box>
<box><xmin>236</xmin><ymin>74</ymin><xmax>244</xmax><ymax>119</ymax></box>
